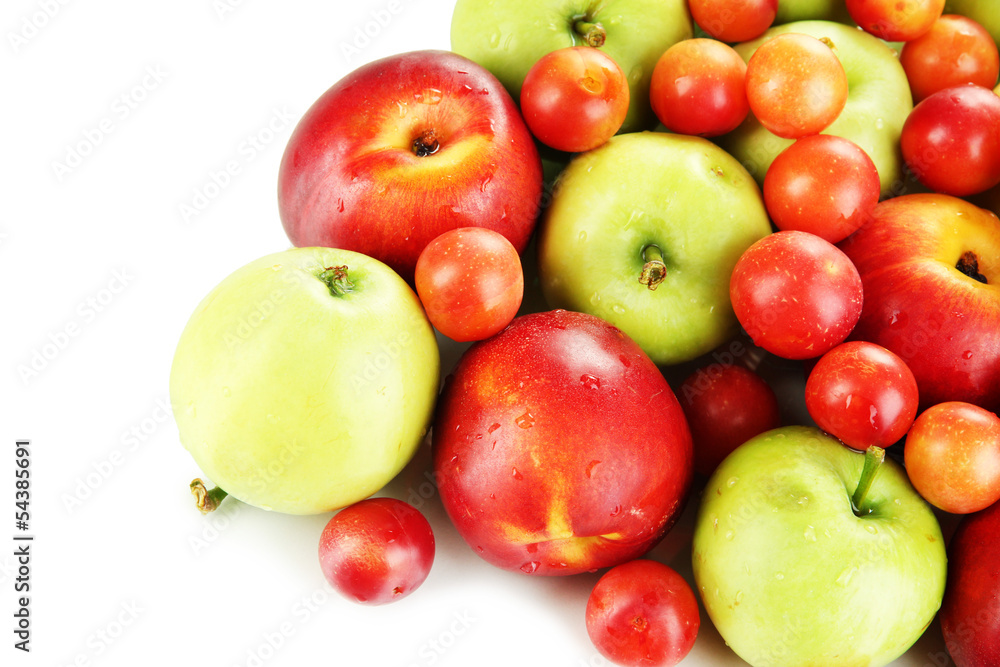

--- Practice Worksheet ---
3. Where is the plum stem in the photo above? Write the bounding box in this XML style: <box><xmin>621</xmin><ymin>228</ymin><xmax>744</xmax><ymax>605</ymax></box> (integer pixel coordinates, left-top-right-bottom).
<box><xmin>318</xmin><ymin>265</ymin><xmax>354</xmax><ymax>297</ymax></box>
<box><xmin>639</xmin><ymin>244</ymin><xmax>667</xmax><ymax>291</ymax></box>
<box><xmin>573</xmin><ymin>19</ymin><xmax>606</xmax><ymax>47</ymax></box>
<box><xmin>191</xmin><ymin>479</ymin><xmax>228</xmax><ymax>514</ymax></box>
<box><xmin>851</xmin><ymin>446</ymin><xmax>884</xmax><ymax>516</ymax></box>
<box><xmin>956</xmin><ymin>251</ymin><xmax>987</xmax><ymax>284</ymax></box>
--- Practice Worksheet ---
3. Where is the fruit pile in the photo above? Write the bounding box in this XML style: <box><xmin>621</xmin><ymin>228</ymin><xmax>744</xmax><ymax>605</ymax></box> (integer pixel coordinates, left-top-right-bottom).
<box><xmin>169</xmin><ymin>1</ymin><xmax>1000</xmax><ymax>665</ymax></box>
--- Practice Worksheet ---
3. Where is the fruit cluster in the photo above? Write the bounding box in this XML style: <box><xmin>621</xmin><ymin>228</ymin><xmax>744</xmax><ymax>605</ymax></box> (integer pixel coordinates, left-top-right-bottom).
<box><xmin>170</xmin><ymin>1</ymin><xmax>1000</xmax><ymax>666</ymax></box>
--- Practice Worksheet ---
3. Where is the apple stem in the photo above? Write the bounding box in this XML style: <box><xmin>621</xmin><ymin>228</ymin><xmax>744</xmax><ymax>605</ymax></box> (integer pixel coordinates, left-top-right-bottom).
<box><xmin>317</xmin><ymin>265</ymin><xmax>355</xmax><ymax>297</ymax></box>
<box><xmin>412</xmin><ymin>129</ymin><xmax>440</xmax><ymax>157</ymax></box>
<box><xmin>851</xmin><ymin>446</ymin><xmax>885</xmax><ymax>517</ymax></box>
<box><xmin>956</xmin><ymin>251</ymin><xmax>987</xmax><ymax>284</ymax></box>
<box><xmin>639</xmin><ymin>244</ymin><xmax>667</xmax><ymax>291</ymax></box>
<box><xmin>573</xmin><ymin>19</ymin><xmax>606</xmax><ymax>47</ymax></box>
<box><xmin>191</xmin><ymin>478</ymin><xmax>228</xmax><ymax>514</ymax></box>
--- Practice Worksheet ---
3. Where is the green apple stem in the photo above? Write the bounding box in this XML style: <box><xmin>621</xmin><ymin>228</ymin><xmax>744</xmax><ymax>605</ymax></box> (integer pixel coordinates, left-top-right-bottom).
<box><xmin>956</xmin><ymin>251</ymin><xmax>987</xmax><ymax>284</ymax></box>
<box><xmin>573</xmin><ymin>19</ymin><xmax>606</xmax><ymax>47</ymax></box>
<box><xmin>851</xmin><ymin>446</ymin><xmax>885</xmax><ymax>516</ymax></box>
<box><xmin>639</xmin><ymin>244</ymin><xmax>667</xmax><ymax>291</ymax></box>
<box><xmin>318</xmin><ymin>265</ymin><xmax>355</xmax><ymax>297</ymax></box>
<box><xmin>191</xmin><ymin>478</ymin><xmax>228</xmax><ymax>514</ymax></box>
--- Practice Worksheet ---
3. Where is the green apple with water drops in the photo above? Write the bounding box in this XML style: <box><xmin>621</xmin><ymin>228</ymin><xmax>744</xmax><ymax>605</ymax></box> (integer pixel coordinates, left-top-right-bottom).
<box><xmin>170</xmin><ymin>247</ymin><xmax>440</xmax><ymax>515</ymax></box>
<box><xmin>538</xmin><ymin>132</ymin><xmax>772</xmax><ymax>366</ymax></box>
<box><xmin>692</xmin><ymin>426</ymin><xmax>947</xmax><ymax>667</ymax></box>
<box><xmin>451</xmin><ymin>0</ymin><xmax>692</xmax><ymax>134</ymax></box>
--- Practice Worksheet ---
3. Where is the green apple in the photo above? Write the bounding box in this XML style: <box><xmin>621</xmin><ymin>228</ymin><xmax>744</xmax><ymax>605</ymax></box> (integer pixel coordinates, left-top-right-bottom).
<box><xmin>774</xmin><ymin>0</ymin><xmax>852</xmax><ymax>24</ymax></box>
<box><xmin>170</xmin><ymin>247</ymin><xmax>440</xmax><ymax>515</ymax></box>
<box><xmin>945</xmin><ymin>0</ymin><xmax>1000</xmax><ymax>49</ymax></box>
<box><xmin>538</xmin><ymin>132</ymin><xmax>772</xmax><ymax>366</ymax></box>
<box><xmin>718</xmin><ymin>21</ymin><xmax>913</xmax><ymax>197</ymax></box>
<box><xmin>451</xmin><ymin>0</ymin><xmax>692</xmax><ymax>134</ymax></box>
<box><xmin>693</xmin><ymin>426</ymin><xmax>947</xmax><ymax>667</ymax></box>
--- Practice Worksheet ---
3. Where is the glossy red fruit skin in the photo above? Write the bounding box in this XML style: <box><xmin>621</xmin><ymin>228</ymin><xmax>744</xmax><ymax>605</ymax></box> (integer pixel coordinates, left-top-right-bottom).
<box><xmin>901</xmin><ymin>84</ymin><xmax>1000</xmax><ymax>197</ymax></box>
<box><xmin>433</xmin><ymin>310</ymin><xmax>693</xmax><ymax>576</ymax></box>
<box><xmin>678</xmin><ymin>364</ymin><xmax>780</xmax><ymax>476</ymax></box>
<box><xmin>414</xmin><ymin>227</ymin><xmax>524</xmax><ymax>342</ymax></box>
<box><xmin>838</xmin><ymin>193</ymin><xmax>1000</xmax><ymax>413</ymax></box>
<box><xmin>940</xmin><ymin>500</ymin><xmax>1000</xmax><ymax>666</ymax></box>
<box><xmin>318</xmin><ymin>498</ymin><xmax>435</xmax><ymax>605</ymax></box>
<box><xmin>278</xmin><ymin>50</ymin><xmax>543</xmax><ymax>282</ymax></box>
<box><xmin>763</xmin><ymin>134</ymin><xmax>881</xmax><ymax>244</ymax></box>
<box><xmin>805</xmin><ymin>341</ymin><xmax>919</xmax><ymax>450</ymax></box>
<box><xmin>730</xmin><ymin>230</ymin><xmax>864</xmax><ymax>360</ymax></box>
<box><xmin>586</xmin><ymin>559</ymin><xmax>700</xmax><ymax>667</ymax></box>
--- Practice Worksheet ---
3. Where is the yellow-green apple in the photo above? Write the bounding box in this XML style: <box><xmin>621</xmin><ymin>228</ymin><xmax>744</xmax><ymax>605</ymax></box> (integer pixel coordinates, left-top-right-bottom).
<box><xmin>451</xmin><ymin>0</ymin><xmax>692</xmax><ymax>134</ymax></box>
<box><xmin>433</xmin><ymin>310</ymin><xmax>693</xmax><ymax>576</ymax></box>
<box><xmin>278</xmin><ymin>50</ymin><xmax>542</xmax><ymax>283</ymax></box>
<box><xmin>774</xmin><ymin>0</ymin><xmax>852</xmax><ymax>24</ymax></box>
<box><xmin>693</xmin><ymin>427</ymin><xmax>947</xmax><ymax>667</ymax></box>
<box><xmin>838</xmin><ymin>193</ymin><xmax>1000</xmax><ymax>413</ymax></box>
<box><xmin>538</xmin><ymin>132</ymin><xmax>772</xmax><ymax>366</ymax></box>
<box><xmin>170</xmin><ymin>248</ymin><xmax>440</xmax><ymax>515</ymax></box>
<box><xmin>941</xmin><ymin>499</ymin><xmax>1000</xmax><ymax>666</ymax></box>
<box><xmin>718</xmin><ymin>21</ymin><xmax>913</xmax><ymax>197</ymax></box>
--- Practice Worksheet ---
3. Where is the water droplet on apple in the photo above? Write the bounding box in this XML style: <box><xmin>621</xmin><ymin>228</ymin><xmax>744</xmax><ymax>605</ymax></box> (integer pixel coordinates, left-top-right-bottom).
<box><xmin>874</xmin><ymin>117</ymin><xmax>884</xmax><ymax>130</ymax></box>
<box><xmin>271</xmin><ymin>264</ymin><xmax>282</xmax><ymax>271</ymax></box>
<box><xmin>774</xmin><ymin>572</ymin><xmax>785</xmax><ymax>580</ymax></box>
<box><xmin>836</xmin><ymin>567</ymin><xmax>856</xmax><ymax>586</ymax></box>
<box><xmin>520</xmin><ymin>561</ymin><xmax>540</xmax><ymax>574</ymax></box>
<box><xmin>476</xmin><ymin>546</ymin><xmax>484</xmax><ymax>553</ymax></box>
<box><xmin>585</xmin><ymin>460</ymin><xmax>601</xmax><ymax>478</ymax></box>
<box><xmin>479</xmin><ymin>175</ymin><xmax>492</xmax><ymax>192</ymax></box>
<box><xmin>725</xmin><ymin>530</ymin><xmax>735</xmax><ymax>541</ymax></box>
<box><xmin>511</xmin><ymin>467</ymin><xmax>523</xmax><ymax>480</ymax></box>
<box><xmin>580</xmin><ymin>374</ymin><xmax>601</xmax><ymax>390</ymax></box>
<box><xmin>488</xmin><ymin>423</ymin><xmax>501</xmax><ymax>434</ymax></box>
<box><xmin>336</xmin><ymin>198</ymin><xmax>345</xmax><ymax>213</ymax></box>
<box><xmin>726</xmin><ymin>476</ymin><xmax>739</xmax><ymax>488</ymax></box>
<box><xmin>489</xmin><ymin>493</ymin><xmax>495</xmax><ymax>500</ymax></box>
<box><xmin>865</xmin><ymin>524</ymin><xmax>878</xmax><ymax>535</ymax></box>
<box><xmin>515</xmin><ymin>411</ymin><xmax>534</xmax><ymax>429</ymax></box>
<box><xmin>962</xmin><ymin>350</ymin><xmax>973</xmax><ymax>360</ymax></box>
<box><xmin>577</xmin><ymin>230</ymin><xmax>588</xmax><ymax>243</ymax></box>
<box><xmin>628</xmin><ymin>65</ymin><xmax>643</xmax><ymax>83</ymax></box>
<box><xmin>734</xmin><ymin>590</ymin><xmax>744</xmax><ymax>606</ymax></box>
<box><xmin>803</xmin><ymin>525</ymin><xmax>817</xmax><ymax>542</ymax></box>
<box><xmin>396</xmin><ymin>101</ymin><xmax>407</xmax><ymax>118</ymax></box>
<box><xmin>610</xmin><ymin>505</ymin><xmax>622</xmax><ymax>517</ymax></box>
<box><xmin>868</xmin><ymin>404</ymin><xmax>878</xmax><ymax>427</ymax></box>
<box><xmin>611</xmin><ymin>304</ymin><xmax>625</xmax><ymax>315</ymax></box>
<box><xmin>589</xmin><ymin>292</ymin><xmax>601</xmax><ymax>306</ymax></box>
<box><xmin>222</xmin><ymin>386</ymin><xmax>231</xmax><ymax>397</ymax></box>
<box><xmin>415</xmin><ymin>88</ymin><xmax>443</xmax><ymax>105</ymax></box>
<box><xmin>475</xmin><ymin>433</ymin><xmax>483</xmax><ymax>440</ymax></box>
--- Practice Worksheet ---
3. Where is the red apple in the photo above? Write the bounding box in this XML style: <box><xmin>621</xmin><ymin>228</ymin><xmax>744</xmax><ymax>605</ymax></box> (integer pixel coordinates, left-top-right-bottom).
<box><xmin>432</xmin><ymin>310</ymin><xmax>693</xmax><ymax>576</ymax></box>
<box><xmin>839</xmin><ymin>193</ymin><xmax>1000</xmax><ymax>413</ymax></box>
<box><xmin>278</xmin><ymin>50</ymin><xmax>543</xmax><ymax>282</ymax></box>
<box><xmin>941</xmin><ymin>499</ymin><xmax>1000</xmax><ymax>666</ymax></box>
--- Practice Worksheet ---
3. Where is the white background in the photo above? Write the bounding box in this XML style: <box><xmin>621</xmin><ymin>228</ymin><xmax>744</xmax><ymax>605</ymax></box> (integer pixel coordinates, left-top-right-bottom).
<box><xmin>2</xmin><ymin>1</ymin><xmax>957</xmax><ymax>665</ymax></box>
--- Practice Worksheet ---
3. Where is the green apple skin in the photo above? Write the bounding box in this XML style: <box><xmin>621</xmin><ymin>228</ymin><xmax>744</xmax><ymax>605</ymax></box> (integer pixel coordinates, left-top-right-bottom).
<box><xmin>170</xmin><ymin>247</ymin><xmax>440</xmax><ymax>515</ymax></box>
<box><xmin>945</xmin><ymin>0</ymin><xmax>1000</xmax><ymax>49</ymax></box>
<box><xmin>718</xmin><ymin>21</ymin><xmax>913</xmax><ymax>198</ymax></box>
<box><xmin>774</xmin><ymin>0</ymin><xmax>852</xmax><ymax>25</ymax></box>
<box><xmin>538</xmin><ymin>132</ymin><xmax>772</xmax><ymax>366</ymax></box>
<box><xmin>692</xmin><ymin>426</ymin><xmax>947</xmax><ymax>667</ymax></box>
<box><xmin>451</xmin><ymin>0</ymin><xmax>692</xmax><ymax>134</ymax></box>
